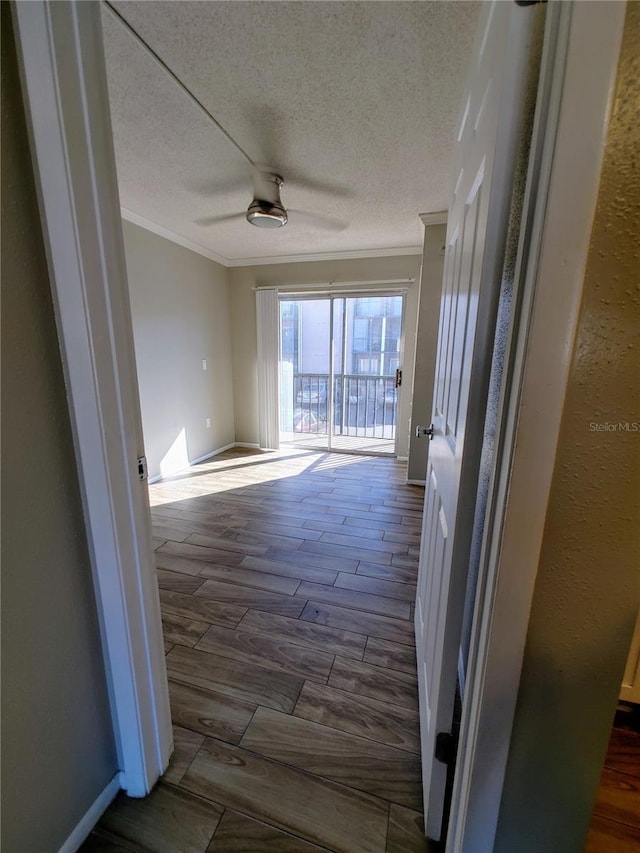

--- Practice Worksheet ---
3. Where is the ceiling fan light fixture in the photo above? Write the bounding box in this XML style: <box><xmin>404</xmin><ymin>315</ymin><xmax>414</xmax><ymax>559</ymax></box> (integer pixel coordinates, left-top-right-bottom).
<box><xmin>246</xmin><ymin>198</ymin><xmax>288</xmax><ymax>228</ymax></box>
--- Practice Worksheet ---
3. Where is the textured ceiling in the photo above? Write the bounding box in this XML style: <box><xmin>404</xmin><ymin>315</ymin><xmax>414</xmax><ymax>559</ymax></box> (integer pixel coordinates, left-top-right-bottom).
<box><xmin>102</xmin><ymin>1</ymin><xmax>479</xmax><ymax>264</ymax></box>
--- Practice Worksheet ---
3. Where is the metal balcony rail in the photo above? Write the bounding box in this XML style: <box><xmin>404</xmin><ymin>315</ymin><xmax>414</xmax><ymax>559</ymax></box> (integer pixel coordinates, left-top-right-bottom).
<box><xmin>290</xmin><ymin>373</ymin><xmax>397</xmax><ymax>439</ymax></box>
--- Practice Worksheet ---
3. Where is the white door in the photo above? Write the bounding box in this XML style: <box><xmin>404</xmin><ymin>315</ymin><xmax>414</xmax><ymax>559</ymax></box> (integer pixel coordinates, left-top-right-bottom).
<box><xmin>415</xmin><ymin>1</ymin><xmax>538</xmax><ymax>840</ymax></box>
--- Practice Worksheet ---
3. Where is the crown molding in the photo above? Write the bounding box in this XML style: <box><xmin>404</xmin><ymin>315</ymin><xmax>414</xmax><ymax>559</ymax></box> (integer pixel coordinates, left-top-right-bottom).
<box><xmin>419</xmin><ymin>210</ymin><xmax>448</xmax><ymax>226</ymax></box>
<box><xmin>226</xmin><ymin>245</ymin><xmax>422</xmax><ymax>267</ymax></box>
<box><xmin>120</xmin><ymin>208</ymin><xmax>422</xmax><ymax>269</ymax></box>
<box><xmin>120</xmin><ymin>208</ymin><xmax>230</xmax><ymax>266</ymax></box>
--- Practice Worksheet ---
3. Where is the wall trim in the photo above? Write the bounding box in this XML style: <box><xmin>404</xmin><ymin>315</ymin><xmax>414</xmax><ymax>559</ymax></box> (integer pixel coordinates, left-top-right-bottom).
<box><xmin>57</xmin><ymin>773</ymin><xmax>121</xmax><ymax>853</ymax></box>
<box><xmin>190</xmin><ymin>443</ymin><xmax>236</xmax><ymax>465</ymax></box>
<box><xmin>121</xmin><ymin>207</ymin><xmax>422</xmax><ymax>270</ymax></box>
<box><xmin>419</xmin><ymin>211</ymin><xmax>448</xmax><ymax>226</ymax></box>
<box><xmin>121</xmin><ymin>207</ymin><xmax>229</xmax><ymax>267</ymax></box>
<box><xmin>147</xmin><ymin>442</ymin><xmax>265</xmax><ymax>484</ymax></box>
<box><xmin>13</xmin><ymin>0</ymin><xmax>172</xmax><ymax>797</ymax></box>
<box><xmin>227</xmin><ymin>246</ymin><xmax>423</xmax><ymax>267</ymax></box>
<box><xmin>407</xmin><ymin>479</ymin><xmax>426</xmax><ymax>486</ymax></box>
<box><xmin>147</xmin><ymin>442</ymin><xmax>237</xmax><ymax>484</ymax></box>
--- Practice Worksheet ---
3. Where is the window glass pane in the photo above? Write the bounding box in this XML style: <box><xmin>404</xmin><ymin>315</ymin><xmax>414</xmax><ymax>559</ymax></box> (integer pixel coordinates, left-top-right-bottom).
<box><xmin>280</xmin><ymin>301</ymin><xmax>299</xmax><ymax>370</ymax></box>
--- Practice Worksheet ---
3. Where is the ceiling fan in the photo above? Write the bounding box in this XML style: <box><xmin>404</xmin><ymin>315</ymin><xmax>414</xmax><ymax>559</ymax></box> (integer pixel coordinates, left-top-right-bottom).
<box><xmin>194</xmin><ymin>169</ymin><xmax>347</xmax><ymax>231</ymax></box>
<box><xmin>104</xmin><ymin>1</ymin><xmax>348</xmax><ymax>233</ymax></box>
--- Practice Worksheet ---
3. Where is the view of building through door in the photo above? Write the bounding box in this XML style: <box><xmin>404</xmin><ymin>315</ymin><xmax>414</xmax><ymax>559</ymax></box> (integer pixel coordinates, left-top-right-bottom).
<box><xmin>279</xmin><ymin>294</ymin><xmax>404</xmax><ymax>454</ymax></box>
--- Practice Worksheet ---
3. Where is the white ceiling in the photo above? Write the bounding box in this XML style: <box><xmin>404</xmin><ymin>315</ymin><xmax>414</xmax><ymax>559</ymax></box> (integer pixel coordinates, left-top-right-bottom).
<box><xmin>102</xmin><ymin>1</ymin><xmax>479</xmax><ymax>266</ymax></box>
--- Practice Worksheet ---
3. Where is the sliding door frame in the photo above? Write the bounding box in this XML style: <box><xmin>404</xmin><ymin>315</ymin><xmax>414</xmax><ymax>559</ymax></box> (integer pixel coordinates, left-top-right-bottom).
<box><xmin>277</xmin><ymin>288</ymin><xmax>408</xmax><ymax>457</ymax></box>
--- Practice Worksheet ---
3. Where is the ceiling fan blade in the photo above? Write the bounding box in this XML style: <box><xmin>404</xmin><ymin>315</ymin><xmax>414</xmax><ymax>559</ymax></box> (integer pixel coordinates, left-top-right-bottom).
<box><xmin>190</xmin><ymin>176</ymin><xmax>249</xmax><ymax>197</ymax></box>
<box><xmin>194</xmin><ymin>212</ymin><xmax>245</xmax><ymax>226</ymax></box>
<box><xmin>288</xmin><ymin>209</ymin><xmax>348</xmax><ymax>232</ymax></box>
<box><xmin>246</xmin><ymin>104</ymin><xmax>354</xmax><ymax>200</ymax></box>
<box><xmin>247</xmin><ymin>104</ymin><xmax>285</xmax><ymax>173</ymax></box>
<box><xmin>284</xmin><ymin>170</ymin><xmax>355</xmax><ymax>200</ymax></box>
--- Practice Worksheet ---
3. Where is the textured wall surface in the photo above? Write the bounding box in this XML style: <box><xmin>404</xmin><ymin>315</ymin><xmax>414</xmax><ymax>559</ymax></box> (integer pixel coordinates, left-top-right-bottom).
<box><xmin>228</xmin><ymin>254</ymin><xmax>422</xmax><ymax>456</ymax></box>
<box><xmin>123</xmin><ymin>221</ymin><xmax>235</xmax><ymax>479</ymax></box>
<box><xmin>495</xmin><ymin>4</ymin><xmax>640</xmax><ymax>850</ymax></box>
<box><xmin>0</xmin><ymin>8</ymin><xmax>117</xmax><ymax>850</ymax></box>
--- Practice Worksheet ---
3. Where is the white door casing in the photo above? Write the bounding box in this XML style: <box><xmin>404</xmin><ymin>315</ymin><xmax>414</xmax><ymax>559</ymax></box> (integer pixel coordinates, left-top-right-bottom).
<box><xmin>414</xmin><ymin>1</ymin><xmax>538</xmax><ymax>839</ymax></box>
<box><xmin>447</xmin><ymin>3</ymin><xmax>627</xmax><ymax>848</ymax></box>
<box><xmin>10</xmin><ymin>0</ymin><xmax>626</xmax><ymax>844</ymax></box>
<box><xmin>12</xmin><ymin>0</ymin><xmax>172</xmax><ymax>795</ymax></box>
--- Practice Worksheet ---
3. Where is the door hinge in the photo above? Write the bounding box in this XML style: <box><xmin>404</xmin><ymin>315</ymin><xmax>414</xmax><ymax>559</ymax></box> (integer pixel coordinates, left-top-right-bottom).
<box><xmin>415</xmin><ymin>423</ymin><xmax>435</xmax><ymax>440</ymax></box>
<box><xmin>435</xmin><ymin>731</ymin><xmax>457</xmax><ymax>765</ymax></box>
<box><xmin>395</xmin><ymin>368</ymin><xmax>402</xmax><ymax>388</ymax></box>
<box><xmin>137</xmin><ymin>455</ymin><xmax>148</xmax><ymax>481</ymax></box>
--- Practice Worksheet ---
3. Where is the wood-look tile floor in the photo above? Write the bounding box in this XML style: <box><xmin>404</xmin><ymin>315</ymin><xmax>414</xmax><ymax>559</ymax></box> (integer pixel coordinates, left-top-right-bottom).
<box><xmin>83</xmin><ymin>448</ymin><xmax>435</xmax><ymax>853</ymax></box>
<box><xmin>586</xmin><ymin>707</ymin><xmax>640</xmax><ymax>853</ymax></box>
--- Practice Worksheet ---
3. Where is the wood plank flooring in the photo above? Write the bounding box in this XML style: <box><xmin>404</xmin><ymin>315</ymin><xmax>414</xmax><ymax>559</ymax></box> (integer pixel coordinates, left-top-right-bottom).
<box><xmin>82</xmin><ymin>447</ymin><xmax>435</xmax><ymax>852</ymax></box>
<box><xmin>586</xmin><ymin>707</ymin><xmax>640</xmax><ymax>852</ymax></box>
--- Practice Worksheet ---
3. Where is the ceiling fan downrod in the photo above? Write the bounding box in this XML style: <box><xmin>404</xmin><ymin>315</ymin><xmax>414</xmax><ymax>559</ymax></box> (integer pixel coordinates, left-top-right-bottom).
<box><xmin>246</xmin><ymin>172</ymin><xmax>288</xmax><ymax>228</ymax></box>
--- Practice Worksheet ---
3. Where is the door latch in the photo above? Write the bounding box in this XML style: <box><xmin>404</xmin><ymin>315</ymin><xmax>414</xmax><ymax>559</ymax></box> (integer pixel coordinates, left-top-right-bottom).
<box><xmin>415</xmin><ymin>424</ymin><xmax>435</xmax><ymax>440</ymax></box>
<box><xmin>137</xmin><ymin>455</ymin><xmax>148</xmax><ymax>481</ymax></box>
<box><xmin>435</xmin><ymin>731</ymin><xmax>457</xmax><ymax>765</ymax></box>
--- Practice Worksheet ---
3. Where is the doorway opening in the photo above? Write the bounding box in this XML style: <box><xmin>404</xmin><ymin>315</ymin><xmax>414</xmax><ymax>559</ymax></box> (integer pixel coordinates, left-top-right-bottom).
<box><xmin>278</xmin><ymin>294</ymin><xmax>404</xmax><ymax>456</ymax></box>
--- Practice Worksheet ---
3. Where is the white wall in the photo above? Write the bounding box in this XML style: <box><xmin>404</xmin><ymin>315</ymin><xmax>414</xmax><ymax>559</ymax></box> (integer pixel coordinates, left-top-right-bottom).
<box><xmin>228</xmin><ymin>254</ymin><xmax>422</xmax><ymax>456</ymax></box>
<box><xmin>122</xmin><ymin>221</ymin><xmax>235</xmax><ymax>480</ymax></box>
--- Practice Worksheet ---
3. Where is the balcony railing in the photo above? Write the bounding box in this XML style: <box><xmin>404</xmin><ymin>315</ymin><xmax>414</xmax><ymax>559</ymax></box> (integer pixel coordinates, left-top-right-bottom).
<box><xmin>288</xmin><ymin>373</ymin><xmax>397</xmax><ymax>439</ymax></box>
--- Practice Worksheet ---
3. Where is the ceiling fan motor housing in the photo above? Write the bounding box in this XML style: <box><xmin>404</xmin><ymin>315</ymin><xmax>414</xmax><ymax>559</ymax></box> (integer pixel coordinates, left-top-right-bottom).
<box><xmin>246</xmin><ymin>172</ymin><xmax>288</xmax><ymax>228</ymax></box>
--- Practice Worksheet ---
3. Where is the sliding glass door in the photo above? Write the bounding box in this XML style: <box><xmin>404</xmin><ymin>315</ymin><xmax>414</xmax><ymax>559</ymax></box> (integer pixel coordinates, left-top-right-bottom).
<box><xmin>279</xmin><ymin>293</ymin><xmax>404</xmax><ymax>455</ymax></box>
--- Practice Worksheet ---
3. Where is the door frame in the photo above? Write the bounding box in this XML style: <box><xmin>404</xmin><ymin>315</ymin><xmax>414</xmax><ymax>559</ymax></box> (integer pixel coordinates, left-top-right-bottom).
<box><xmin>11</xmin><ymin>0</ymin><xmax>172</xmax><ymax>797</ymax></box>
<box><xmin>275</xmin><ymin>286</ymin><xmax>408</xmax><ymax>456</ymax></box>
<box><xmin>10</xmin><ymin>0</ymin><xmax>626</xmax><ymax>837</ymax></box>
<box><xmin>446</xmin><ymin>1</ymin><xmax>626</xmax><ymax>849</ymax></box>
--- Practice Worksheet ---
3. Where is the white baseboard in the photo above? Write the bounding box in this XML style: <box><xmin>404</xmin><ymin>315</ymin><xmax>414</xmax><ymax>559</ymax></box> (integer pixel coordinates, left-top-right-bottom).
<box><xmin>190</xmin><ymin>442</ymin><xmax>236</xmax><ymax>465</ymax></box>
<box><xmin>58</xmin><ymin>773</ymin><xmax>121</xmax><ymax>853</ymax></box>
<box><xmin>406</xmin><ymin>478</ymin><xmax>426</xmax><ymax>486</ymax></box>
<box><xmin>234</xmin><ymin>442</ymin><xmax>261</xmax><ymax>449</ymax></box>
<box><xmin>147</xmin><ymin>442</ymin><xmax>238</xmax><ymax>483</ymax></box>
<box><xmin>396</xmin><ymin>455</ymin><xmax>408</xmax><ymax>462</ymax></box>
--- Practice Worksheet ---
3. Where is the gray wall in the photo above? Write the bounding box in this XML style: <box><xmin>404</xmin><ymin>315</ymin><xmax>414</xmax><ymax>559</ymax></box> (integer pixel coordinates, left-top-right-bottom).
<box><xmin>1</xmin><ymin>8</ymin><xmax>118</xmax><ymax>851</ymax></box>
<box><xmin>406</xmin><ymin>225</ymin><xmax>446</xmax><ymax>482</ymax></box>
<box><xmin>495</xmin><ymin>4</ymin><xmax>640</xmax><ymax>849</ymax></box>
<box><xmin>228</xmin><ymin>255</ymin><xmax>422</xmax><ymax>457</ymax></box>
<box><xmin>123</xmin><ymin>221</ymin><xmax>235</xmax><ymax>480</ymax></box>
